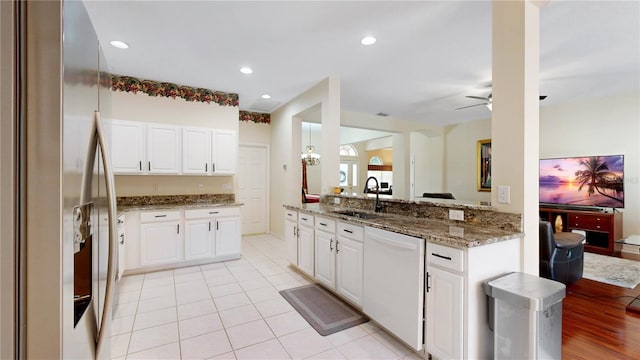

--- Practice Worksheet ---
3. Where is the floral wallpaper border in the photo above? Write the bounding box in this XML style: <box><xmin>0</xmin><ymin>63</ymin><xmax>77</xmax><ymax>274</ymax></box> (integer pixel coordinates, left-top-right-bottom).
<box><xmin>66</xmin><ymin>71</ymin><xmax>271</xmax><ymax>124</ymax></box>
<box><xmin>111</xmin><ymin>74</ymin><xmax>239</xmax><ymax>107</ymax></box>
<box><xmin>239</xmin><ymin>111</ymin><xmax>271</xmax><ymax>124</ymax></box>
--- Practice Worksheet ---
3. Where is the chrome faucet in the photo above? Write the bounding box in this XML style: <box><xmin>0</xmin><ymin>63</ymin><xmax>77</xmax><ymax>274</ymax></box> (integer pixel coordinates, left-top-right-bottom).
<box><xmin>365</xmin><ymin>176</ymin><xmax>383</xmax><ymax>213</ymax></box>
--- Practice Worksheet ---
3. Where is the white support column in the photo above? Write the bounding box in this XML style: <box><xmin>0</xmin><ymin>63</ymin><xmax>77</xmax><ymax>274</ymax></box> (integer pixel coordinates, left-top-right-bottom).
<box><xmin>492</xmin><ymin>0</ymin><xmax>541</xmax><ymax>274</ymax></box>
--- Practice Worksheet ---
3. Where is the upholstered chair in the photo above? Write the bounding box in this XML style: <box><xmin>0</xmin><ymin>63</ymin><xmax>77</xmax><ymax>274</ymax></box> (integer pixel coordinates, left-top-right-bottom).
<box><xmin>539</xmin><ymin>220</ymin><xmax>585</xmax><ymax>285</ymax></box>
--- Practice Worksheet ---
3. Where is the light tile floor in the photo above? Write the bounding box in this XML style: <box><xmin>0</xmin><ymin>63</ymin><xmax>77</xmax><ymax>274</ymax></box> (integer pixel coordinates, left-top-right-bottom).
<box><xmin>111</xmin><ymin>234</ymin><xmax>423</xmax><ymax>360</ymax></box>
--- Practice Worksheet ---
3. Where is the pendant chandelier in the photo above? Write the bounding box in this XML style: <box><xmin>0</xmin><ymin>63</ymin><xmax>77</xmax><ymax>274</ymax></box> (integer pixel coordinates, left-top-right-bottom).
<box><xmin>301</xmin><ymin>123</ymin><xmax>320</xmax><ymax>166</ymax></box>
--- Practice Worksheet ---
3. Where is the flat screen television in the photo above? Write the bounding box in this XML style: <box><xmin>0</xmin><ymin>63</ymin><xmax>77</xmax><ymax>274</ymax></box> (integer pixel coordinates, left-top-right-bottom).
<box><xmin>539</xmin><ymin>155</ymin><xmax>624</xmax><ymax>209</ymax></box>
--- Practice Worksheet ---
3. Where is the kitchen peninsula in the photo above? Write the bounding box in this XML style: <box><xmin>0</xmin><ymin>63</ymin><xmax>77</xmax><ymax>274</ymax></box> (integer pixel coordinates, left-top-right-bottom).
<box><xmin>284</xmin><ymin>194</ymin><xmax>523</xmax><ymax>359</ymax></box>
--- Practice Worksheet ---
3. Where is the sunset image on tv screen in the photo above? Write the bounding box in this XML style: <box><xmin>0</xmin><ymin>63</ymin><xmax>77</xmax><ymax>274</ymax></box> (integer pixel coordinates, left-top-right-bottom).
<box><xmin>539</xmin><ymin>155</ymin><xmax>624</xmax><ymax>208</ymax></box>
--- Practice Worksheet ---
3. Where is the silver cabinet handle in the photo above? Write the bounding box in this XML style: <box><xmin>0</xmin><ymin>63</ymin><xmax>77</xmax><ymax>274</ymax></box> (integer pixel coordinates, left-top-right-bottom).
<box><xmin>205</xmin><ymin>163</ymin><xmax>208</xmax><ymax>172</ymax></box>
<box><xmin>336</xmin><ymin>240</ymin><xmax>340</xmax><ymax>253</ymax></box>
<box><xmin>330</xmin><ymin>239</ymin><xmax>333</xmax><ymax>251</ymax></box>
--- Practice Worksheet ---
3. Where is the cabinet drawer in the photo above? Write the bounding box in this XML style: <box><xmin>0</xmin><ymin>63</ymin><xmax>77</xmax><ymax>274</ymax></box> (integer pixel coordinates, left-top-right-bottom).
<box><xmin>285</xmin><ymin>209</ymin><xmax>298</xmax><ymax>221</ymax></box>
<box><xmin>337</xmin><ymin>221</ymin><xmax>364</xmax><ymax>242</ymax></box>
<box><xmin>298</xmin><ymin>213</ymin><xmax>314</xmax><ymax>227</ymax></box>
<box><xmin>315</xmin><ymin>217</ymin><xmax>336</xmax><ymax>232</ymax></box>
<box><xmin>569</xmin><ymin>213</ymin><xmax>610</xmax><ymax>231</ymax></box>
<box><xmin>140</xmin><ymin>210</ymin><xmax>181</xmax><ymax>223</ymax></box>
<box><xmin>427</xmin><ymin>242</ymin><xmax>464</xmax><ymax>273</ymax></box>
<box><xmin>185</xmin><ymin>207</ymin><xmax>240</xmax><ymax>219</ymax></box>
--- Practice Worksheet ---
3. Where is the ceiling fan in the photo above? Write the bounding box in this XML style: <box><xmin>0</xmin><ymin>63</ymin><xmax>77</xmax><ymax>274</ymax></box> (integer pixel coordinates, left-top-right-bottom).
<box><xmin>456</xmin><ymin>93</ymin><xmax>547</xmax><ymax>111</ymax></box>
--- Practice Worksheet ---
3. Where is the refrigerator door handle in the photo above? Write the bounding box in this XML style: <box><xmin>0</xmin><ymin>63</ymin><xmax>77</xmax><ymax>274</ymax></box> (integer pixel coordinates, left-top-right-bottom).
<box><xmin>93</xmin><ymin>111</ymin><xmax>118</xmax><ymax>356</ymax></box>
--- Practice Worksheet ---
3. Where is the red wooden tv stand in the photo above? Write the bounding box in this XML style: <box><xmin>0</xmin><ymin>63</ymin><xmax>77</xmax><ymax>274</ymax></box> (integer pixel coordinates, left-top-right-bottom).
<box><xmin>539</xmin><ymin>207</ymin><xmax>623</xmax><ymax>255</ymax></box>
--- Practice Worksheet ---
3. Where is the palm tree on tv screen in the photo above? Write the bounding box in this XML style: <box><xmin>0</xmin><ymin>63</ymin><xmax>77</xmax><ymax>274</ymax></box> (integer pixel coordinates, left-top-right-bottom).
<box><xmin>574</xmin><ymin>156</ymin><xmax>623</xmax><ymax>204</ymax></box>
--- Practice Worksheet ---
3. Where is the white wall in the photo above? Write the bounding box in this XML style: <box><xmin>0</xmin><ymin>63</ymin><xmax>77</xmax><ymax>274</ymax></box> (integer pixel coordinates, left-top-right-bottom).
<box><xmin>270</xmin><ymin>77</ymin><xmax>340</xmax><ymax>236</ymax></box>
<box><xmin>239</xmin><ymin>120</ymin><xmax>270</xmax><ymax>145</ymax></box>
<box><xmin>444</xmin><ymin>117</ymin><xmax>492</xmax><ymax>203</ymax></box>
<box><xmin>110</xmin><ymin>91</ymin><xmax>239</xmax><ymax>196</ymax></box>
<box><xmin>540</xmin><ymin>91</ymin><xmax>640</xmax><ymax>235</ymax></box>
<box><xmin>411</xmin><ymin>131</ymin><xmax>445</xmax><ymax>196</ymax></box>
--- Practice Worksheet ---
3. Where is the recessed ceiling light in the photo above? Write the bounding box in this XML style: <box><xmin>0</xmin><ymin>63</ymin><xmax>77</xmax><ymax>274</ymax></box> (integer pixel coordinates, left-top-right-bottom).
<box><xmin>261</xmin><ymin>94</ymin><xmax>271</xmax><ymax>99</ymax></box>
<box><xmin>240</xmin><ymin>67</ymin><xmax>253</xmax><ymax>74</ymax></box>
<box><xmin>361</xmin><ymin>36</ymin><xmax>377</xmax><ymax>46</ymax></box>
<box><xmin>109</xmin><ymin>40</ymin><xmax>129</xmax><ymax>49</ymax></box>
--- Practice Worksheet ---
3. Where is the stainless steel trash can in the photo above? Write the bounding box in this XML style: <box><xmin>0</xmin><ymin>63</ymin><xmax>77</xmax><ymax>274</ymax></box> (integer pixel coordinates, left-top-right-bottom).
<box><xmin>484</xmin><ymin>272</ymin><xmax>566</xmax><ymax>360</ymax></box>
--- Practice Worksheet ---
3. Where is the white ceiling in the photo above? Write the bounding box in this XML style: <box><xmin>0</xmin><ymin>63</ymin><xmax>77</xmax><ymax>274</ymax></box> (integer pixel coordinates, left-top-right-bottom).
<box><xmin>84</xmin><ymin>1</ymin><xmax>640</xmax><ymax>126</ymax></box>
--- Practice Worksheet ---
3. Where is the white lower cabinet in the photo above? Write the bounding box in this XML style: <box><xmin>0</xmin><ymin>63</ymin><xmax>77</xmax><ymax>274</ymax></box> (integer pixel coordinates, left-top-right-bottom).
<box><xmin>215</xmin><ymin>216</ymin><xmax>241</xmax><ymax>257</ymax></box>
<box><xmin>284</xmin><ymin>210</ymin><xmax>298</xmax><ymax>265</ymax></box>
<box><xmin>314</xmin><ymin>217</ymin><xmax>336</xmax><ymax>288</ymax></box>
<box><xmin>426</xmin><ymin>266</ymin><xmax>463</xmax><ymax>359</ymax></box>
<box><xmin>296</xmin><ymin>214</ymin><xmax>315</xmax><ymax>277</ymax></box>
<box><xmin>125</xmin><ymin>207</ymin><xmax>241</xmax><ymax>272</ymax></box>
<box><xmin>140</xmin><ymin>218</ymin><xmax>182</xmax><ymax>266</ymax></box>
<box><xmin>335</xmin><ymin>221</ymin><xmax>364</xmax><ymax>306</ymax></box>
<box><xmin>184</xmin><ymin>219</ymin><xmax>214</xmax><ymax>260</ymax></box>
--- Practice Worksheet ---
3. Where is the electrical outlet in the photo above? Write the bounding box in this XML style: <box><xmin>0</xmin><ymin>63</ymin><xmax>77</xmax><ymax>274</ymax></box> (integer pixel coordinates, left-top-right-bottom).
<box><xmin>198</xmin><ymin>184</ymin><xmax>204</xmax><ymax>191</ymax></box>
<box><xmin>449</xmin><ymin>209</ymin><xmax>464</xmax><ymax>221</ymax></box>
<box><xmin>153</xmin><ymin>184</ymin><xmax>159</xmax><ymax>193</ymax></box>
<box><xmin>222</xmin><ymin>183</ymin><xmax>232</xmax><ymax>190</ymax></box>
<box><xmin>497</xmin><ymin>186</ymin><xmax>511</xmax><ymax>204</ymax></box>
<box><xmin>449</xmin><ymin>225</ymin><xmax>464</xmax><ymax>237</ymax></box>
<box><xmin>333</xmin><ymin>197</ymin><xmax>340</xmax><ymax>204</ymax></box>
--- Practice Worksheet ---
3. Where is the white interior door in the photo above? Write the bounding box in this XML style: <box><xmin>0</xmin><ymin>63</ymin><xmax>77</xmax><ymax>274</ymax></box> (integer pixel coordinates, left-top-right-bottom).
<box><xmin>238</xmin><ymin>145</ymin><xmax>268</xmax><ymax>234</ymax></box>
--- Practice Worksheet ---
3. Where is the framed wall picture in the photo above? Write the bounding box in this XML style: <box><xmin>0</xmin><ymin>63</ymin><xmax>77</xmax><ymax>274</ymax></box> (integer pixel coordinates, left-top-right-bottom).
<box><xmin>477</xmin><ymin>139</ymin><xmax>491</xmax><ymax>192</ymax></box>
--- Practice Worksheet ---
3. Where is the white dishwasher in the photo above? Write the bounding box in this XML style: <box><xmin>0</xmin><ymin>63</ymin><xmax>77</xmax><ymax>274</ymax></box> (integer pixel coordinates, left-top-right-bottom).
<box><xmin>363</xmin><ymin>227</ymin><xmax>425</xmax><ymax>351</ymax></box>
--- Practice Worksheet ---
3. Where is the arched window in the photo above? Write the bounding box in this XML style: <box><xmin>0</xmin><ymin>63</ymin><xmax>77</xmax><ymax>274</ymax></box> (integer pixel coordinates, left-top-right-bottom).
<box><xmin>369</xmin><ymin>156</ymin><xmax>383</xmax><ymax>165</ymax></box>
<box><xmin>339</xmin><ymin>144</ymin><xmax>358</xmax><ymax>157</ymax></box>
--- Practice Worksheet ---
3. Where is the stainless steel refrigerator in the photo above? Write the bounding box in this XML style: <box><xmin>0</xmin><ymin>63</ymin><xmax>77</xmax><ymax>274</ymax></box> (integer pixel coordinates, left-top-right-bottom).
<box><xmin>15</xmin><ymin>1</ymin><xmax>117</xmax><ymax>358</ymax></box>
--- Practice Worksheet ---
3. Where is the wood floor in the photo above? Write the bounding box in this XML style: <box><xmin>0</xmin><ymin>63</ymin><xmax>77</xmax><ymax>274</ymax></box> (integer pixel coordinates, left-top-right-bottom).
<box><xmin>562</xmin><ymin>252</ymin><xmax>640</xmax><ymax>359</ymax></box>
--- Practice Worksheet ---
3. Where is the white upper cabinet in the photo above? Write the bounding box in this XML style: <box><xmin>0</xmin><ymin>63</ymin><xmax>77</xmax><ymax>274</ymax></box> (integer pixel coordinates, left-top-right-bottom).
<box><xmin>111</xmin><ymin>120</ymin><xmax>236</xmax><ymax>176</ymax></box>
<box><xmin>111</xmin><ymin>119</ymin><xmax>145</xmax><ymax>174</ymax></box>
<box><xmin>182</xmin><ymin>128</ymin><xmax>237</xmax><ymax>176</ymax></box>
<box><xmin>147</xmin><ymin>124</ymin><xmax>181</xmax><ymax>174</ymax></box>
<box><xmin>183</xmin><ymin>127</ymin><xmax>212</xmax><ymax>174</ymax></box>
<box><xmin>211</xmin><ymin>130</ymin><xmax>236</xmax><ymax>175</ymax></box>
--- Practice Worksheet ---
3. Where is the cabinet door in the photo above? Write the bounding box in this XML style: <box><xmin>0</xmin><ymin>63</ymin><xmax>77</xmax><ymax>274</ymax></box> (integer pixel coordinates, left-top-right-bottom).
<box><xmin>215</xmin><ymin>217</ymin><xmax>241</xmax><ymax>257</ymax></box>
<box><xmin>147</xmin><ymin>124</ymin><xmax>181</xmax><ymax>174</ymax></box>
<box><xmin>315</xmin><ymin>230</ymin><xmax>336</xmax><ymax>288</ymax></box>
<box><xmin>182</xmin><ymin>127</ymin><xmax>211</xmax><ymax>174</ymax></box>
<box><xmin>184</xmin><ymin>219</ymin><xmax>214</xmax><ymax>260</ymax></box>
<box><xmin>211</xmin><ymin>130</ymin><xmax>236</xmax><ymax>175</ymax></box>
<box><xmin>336</xmin><ymin>236</ymin><xmax>363</xmax><ymax>305</ymax></box>
<box><xmin>297</xmin><ymin>225</ymin><xmax>315</xmax><ymax>277</ymax></box>
<box><xmin>426</xmin><ymin>266</ymin><xmax>463</xmax><ymax>360</ymax></box>
<box><xmin>140</xmin><ymin>221</ymin><xmax>181</xmax><ymax>265</ymax></box>
<box><xmin>285</xmin><ymin>219</ymin><xmax>298</xmax><ymax>265</ymax></box>
<box><xmin>111</xmin><ymin>120</ymin><xmax>145</xmax><ymax>174</ymax></box>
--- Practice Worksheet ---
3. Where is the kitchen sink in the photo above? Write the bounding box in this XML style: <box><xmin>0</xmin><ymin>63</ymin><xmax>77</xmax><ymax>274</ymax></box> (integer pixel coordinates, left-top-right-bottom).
<box><xmin>332</xmin><ymin>210</ymin><xmax>381</xmax><ymax>219</ymax></box>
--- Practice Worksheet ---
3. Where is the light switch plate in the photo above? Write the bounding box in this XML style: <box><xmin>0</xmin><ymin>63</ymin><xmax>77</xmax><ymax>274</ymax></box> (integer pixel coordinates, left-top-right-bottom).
<box><xmin>497</xmin><ymin>186</ymin><xmax>511</xmax><ymax>204</ymax></box>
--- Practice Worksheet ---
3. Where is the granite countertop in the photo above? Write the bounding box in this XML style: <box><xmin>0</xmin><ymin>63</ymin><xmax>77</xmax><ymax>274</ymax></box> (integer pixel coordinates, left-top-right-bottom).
<box><xmin>116</xmin><ymin>194</ymin><xmax>242</xmax><ymax>215</ymax></box>
<box><xmin>285</xmin><ymin>203</ymin><xmax>522</xmax><ymax>249</ymax></box>
<box><xmin>118</xmin><ymin>201</ymin><xmax>243</xmax><ymax>213</ymax></box>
